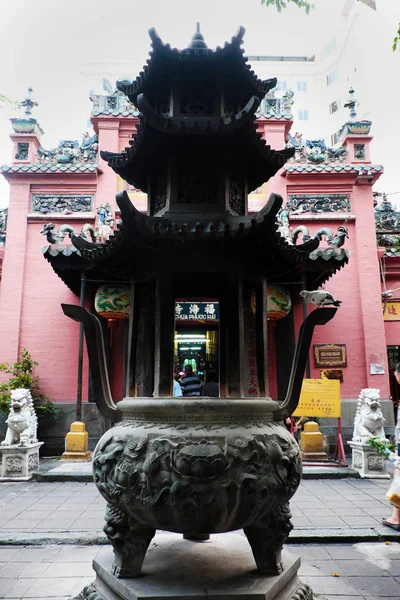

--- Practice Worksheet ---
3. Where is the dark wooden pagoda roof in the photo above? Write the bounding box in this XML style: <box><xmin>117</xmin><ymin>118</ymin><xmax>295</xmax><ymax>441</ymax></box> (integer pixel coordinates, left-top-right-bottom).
<box><xmin>101</xmin><ymin>96</ymin><xmax>293</xmax><ymax>191</ymax></box>
<box><xmin>117</xmin><ymin>26</ymin><xmax>277</xmax><ymax>106</ymax></box>
<box><xmin>42</xmin><ymin>191</ymin><xmax>349</xmax><ymax>295</ymax></box>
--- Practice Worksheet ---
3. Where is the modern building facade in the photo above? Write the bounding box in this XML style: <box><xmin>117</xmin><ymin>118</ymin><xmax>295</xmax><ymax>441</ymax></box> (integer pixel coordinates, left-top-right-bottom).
<box><xmin>247</xmin><ymin>0</ymin><xmax>400</xmax><ymax>197</ymax></box>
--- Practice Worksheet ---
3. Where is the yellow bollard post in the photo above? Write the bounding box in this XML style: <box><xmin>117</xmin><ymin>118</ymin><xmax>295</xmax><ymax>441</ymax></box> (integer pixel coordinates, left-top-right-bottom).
<box><xmin>300</xmin><ymin>421</ymin><xmax>328</xmax><ymax>462</ymax></box>
<box><xmin>61</xmin><ymin>421</ymin><xmax>92</xmax><ymax>461</ymax></box>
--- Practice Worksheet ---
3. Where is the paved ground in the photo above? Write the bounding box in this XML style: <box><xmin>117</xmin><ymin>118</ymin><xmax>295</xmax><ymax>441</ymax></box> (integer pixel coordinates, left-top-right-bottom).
<box><xmin>0</xmin><ymin>478</ymin><xmax>397</xmax><ymax>543</ymax></box>
<box><xmin>0</xmin><ymin>478</ymin><xmax>399</xmax><ymax>599</ymax></box>
<box><xmin>0</xmin><ymin>541</ymin><xmax>399</xmax><ymax>599</ymax></box>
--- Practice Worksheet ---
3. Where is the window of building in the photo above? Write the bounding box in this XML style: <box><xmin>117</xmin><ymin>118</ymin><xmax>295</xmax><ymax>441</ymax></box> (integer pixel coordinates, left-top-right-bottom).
<box><xmin>329</xmin><ymin>99</ymin><xmax>340</xmax><ymax>114</ymax></box>
<box><xmin>274</xmin><ymin>80</ymin><xmax>287</xmax><ymax>92</ymax></box>
<box><xmin>326</xmin><ymin>69</ymin><xmax>339</xmax><ymax>86</ymax></box>
<box><xmin>296</xmin><ymin>81</ymin><xmax>307</xmax><ymax>92</ymax></box>
<box><xmin>331</xmin><ymin>130</ymin><xmax>341</xmax><ymax>146</ymax></box>
<box><xmin>298</xmin><ymin>109</ymin><xmax>309</xmax><ymax>121</ymax></box>
<box><xmin>321</xmin><ymin>38</ymin><xmax>337</xmax><ymax>61</ymax></box>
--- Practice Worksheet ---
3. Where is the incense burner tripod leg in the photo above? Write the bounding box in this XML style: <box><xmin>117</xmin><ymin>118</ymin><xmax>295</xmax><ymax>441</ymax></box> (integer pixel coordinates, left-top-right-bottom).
<box><xmin>243</xmin><ymin>502</ymin><xmax>293</xmax><ymax>576</ymax></box>
<box><xmin>103</xmin><ymin>503</ymin><xmax>156</xmax><ymax>578</ymax></box>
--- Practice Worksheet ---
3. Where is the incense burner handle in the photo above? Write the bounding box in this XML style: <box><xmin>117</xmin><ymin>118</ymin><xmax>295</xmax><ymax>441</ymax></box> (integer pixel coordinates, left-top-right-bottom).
<box><xmin>273</xmin><ymin>307</ymin><xmax>337</xmax><ymax>422</ymax></box>
<box><xmin>61</xmin><ymin>304</ymin><xmax>119</xmax><ymax>422</ymax></box>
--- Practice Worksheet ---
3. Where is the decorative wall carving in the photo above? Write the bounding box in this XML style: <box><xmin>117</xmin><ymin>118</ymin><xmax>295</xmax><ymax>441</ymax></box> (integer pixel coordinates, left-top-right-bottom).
<box><xmin>96</xmin><ymin>203</ymin><xmax>115</xmax><ymax>242</ymax></box>
<box><xmin>90</xmin><ymin>79</ymin><xmax>138</xmax><ymax>115</ymax></box>
<box><xmin>15</xmin><ymin>142</ymin><xmax>29</xmax><ymax>161</ymax></box>
<box><xmin>229</xmin><ymin>179</ymin><xmax>245</xmax><ymax>215</ymax></box>
<box><xmin>286</xmin><ymin>136</ymin><xmax>347</xmax><ymax>164</ymax></box>
<box><xmin>0</xmin><ymin>208</ymin><xmax>7</xmax><ymax>245</ymax></box>
<box><xmin>32</xmin><ymin>194</ymin><xmax>94</xmax><ymax>214</ymax></box>
<box><xmin>292</xmin><ymin>225</ymin><xmax>349</xmax><ymax>249</ymax></box>
<box><xmin>28</xmin><ymin>454</ymin><xmax>39</xmax><ymax>470</ymax></box>
<box><xmin>375</xmin><ymin>197</ymin><xmax>400</xmax><ymax>232</ymax></box>
<box><xmin>151</xmin><ymin>171</ymin><xmax>168</xmax><ymax>215</ymax></box>
<box><xmin>352</xmin><ymin>451</ymin><xmax>362</xmax><ymax>469</ymax></box>
<box><xmin>354</xmin><ymin>144</ymin><xmax>366</xmax><ymax>160</ymax></box>
<box><xmin>367</xmin><ymin>455</ymin><xmax>384</xmax><ymax>471</ymax></box>
<box><xmin>287</xmin><ymin>194</ymin><xmax>351</xmax><ymax>214</ymax></box>
<box><xmin>5</xmin><ymin>457</ymin><xmax>23</xmax><ymax>473</ymax></box>
<box><xmin>37</xmin><ymin>134</ymin><xmax>98</xmax><ymax>166</ymax></box>
<box><xmin>257</xmin><ymin>90</ymin><xmax>294</xmax><ymax>118</ymax></box>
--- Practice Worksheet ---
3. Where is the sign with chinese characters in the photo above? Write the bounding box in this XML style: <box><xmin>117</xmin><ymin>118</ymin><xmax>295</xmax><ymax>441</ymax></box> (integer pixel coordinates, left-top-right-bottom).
<box><xmin>383</xmin><ymin>302</ymin><xmax>400</xmax><ymax>321</ymax></box>
<box><xmin>292</xmin><ymin>378</ymin><xmax>341</xmax><ymax>418</ymax></box>
<box><xmin>174</xmin><ymin>302</ymin><xmax>219</xmax><ymax>321</ymax></box>
<box><xmin>313</xmin><ymin>344</ymin><xmax>347</xmax><ymax>368</ymax></box>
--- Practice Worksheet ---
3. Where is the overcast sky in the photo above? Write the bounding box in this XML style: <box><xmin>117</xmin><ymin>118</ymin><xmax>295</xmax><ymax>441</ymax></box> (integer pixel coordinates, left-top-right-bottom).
<box><xmin>0</xmin><ymin>0</ymin><xmax>397</xmax><ymax>207</ymax></box>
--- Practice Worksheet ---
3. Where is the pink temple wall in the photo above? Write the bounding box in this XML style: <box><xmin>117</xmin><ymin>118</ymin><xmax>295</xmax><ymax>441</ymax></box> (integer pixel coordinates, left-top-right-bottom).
<box><xmin>0</xmin><ymin>111</ymin><xmax>392</xmax><ymax>406</ymax></box>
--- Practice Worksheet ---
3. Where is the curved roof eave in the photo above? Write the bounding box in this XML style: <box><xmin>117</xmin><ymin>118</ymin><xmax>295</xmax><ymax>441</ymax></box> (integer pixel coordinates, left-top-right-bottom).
<box><xmin>117</xmin><ymin>27</ymin><xmax>277</xmax><ymax>104</ymax></box>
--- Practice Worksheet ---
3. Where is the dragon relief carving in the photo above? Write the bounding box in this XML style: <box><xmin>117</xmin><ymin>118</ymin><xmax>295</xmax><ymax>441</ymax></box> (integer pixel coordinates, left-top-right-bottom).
<box><xmin>93</xmin><ymin>427</ymin><xmax>301</xmax><ymax>536</ymax></box>
<box><xmin>1</xmin><ymin>389</ymin><xmax>38</xmax><ymax>447</ymax></box>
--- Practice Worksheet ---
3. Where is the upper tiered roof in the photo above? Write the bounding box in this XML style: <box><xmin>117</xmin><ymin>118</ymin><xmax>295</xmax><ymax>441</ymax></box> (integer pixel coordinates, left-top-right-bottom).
<box><xmin>101</xmin><ymin>25</ymin><xmax>293</xmax><ymax>215</ymax></box>
<box><xmin>117</xmin><ymin>25</ymin><xmax>277</xmax><ymax>106</ymax></box>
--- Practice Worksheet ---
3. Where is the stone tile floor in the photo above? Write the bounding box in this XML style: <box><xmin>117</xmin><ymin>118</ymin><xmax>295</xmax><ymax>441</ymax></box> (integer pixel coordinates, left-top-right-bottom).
<box><xmin>0</xmin><ymin>478</ymin><xmax>394</xmax><ymax>538</ymax></box>
<box><xmin>0</xmin><ymin>542</ymin><xmax>399</xmax><ymax>599</ymax></box>
<box><xmin>0</xmin><ymin>478</ymin><xmax>399</xmax><ymax>598</ymax></box>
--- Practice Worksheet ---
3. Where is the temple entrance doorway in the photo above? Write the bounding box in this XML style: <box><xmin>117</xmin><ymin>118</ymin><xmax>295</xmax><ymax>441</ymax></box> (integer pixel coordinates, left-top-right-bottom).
<box><xmin>174</xmin><ymin>300</ymin><xmax>220</xmax><ymax>387</ymax></box>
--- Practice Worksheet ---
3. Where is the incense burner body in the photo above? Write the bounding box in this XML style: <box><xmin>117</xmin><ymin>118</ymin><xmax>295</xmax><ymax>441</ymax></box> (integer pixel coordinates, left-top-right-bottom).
<box><xmin>92</xmin><ymin>398</ymin><xmax>301</xmax><ymax>577</ymax></box>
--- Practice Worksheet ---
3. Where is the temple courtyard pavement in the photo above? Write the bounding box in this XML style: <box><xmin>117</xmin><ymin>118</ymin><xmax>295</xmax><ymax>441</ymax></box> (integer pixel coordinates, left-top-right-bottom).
<box><xmin>0</xmin><ymin>469</ymin><xmax>399</xmax><ymax>599</ymax></box>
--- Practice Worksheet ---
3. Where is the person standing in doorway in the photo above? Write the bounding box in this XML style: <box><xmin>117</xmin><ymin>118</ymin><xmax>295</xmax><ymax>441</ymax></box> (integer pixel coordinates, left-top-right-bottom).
<box><xmin>180</xmin><ymin>365</ymin><xmax>201</xmax><ymax>397</ymax></box>
<box><xmin>201</xmin><ymin>370</ymin><xmax>219</xmax><ymax>397</ymax></box>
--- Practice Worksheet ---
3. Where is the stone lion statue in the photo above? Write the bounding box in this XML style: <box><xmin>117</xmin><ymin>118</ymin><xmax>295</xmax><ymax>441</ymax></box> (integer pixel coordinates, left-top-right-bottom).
<box><xmin>1</xmin><ymin>388</ymin><xmax>38</xmax><ymax>447</ymax></box>
<box><xmin>352</xmin><ymin>388</ymin><xmax>386</xmax><ymax>443</ymax></box>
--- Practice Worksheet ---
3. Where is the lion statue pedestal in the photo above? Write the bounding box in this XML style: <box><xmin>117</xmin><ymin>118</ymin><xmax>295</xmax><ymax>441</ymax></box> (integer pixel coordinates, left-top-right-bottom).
<box><xmin>349</xmin><ymin>388</ymin><xmax>390</xmax><ymax>479</ymax></box>
<box><xmin>0</xmin><ymin>388</ymin><xmax>43</xmax><ymax>481</ymax></box>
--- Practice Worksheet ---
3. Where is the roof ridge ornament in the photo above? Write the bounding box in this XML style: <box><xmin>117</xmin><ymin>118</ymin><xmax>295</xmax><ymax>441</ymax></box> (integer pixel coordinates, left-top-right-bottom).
<box><xmin>187</xmin><ymin>22</ymin><xmax>208</xmax><ymax>49</ymax></box>
<box><xmin>344</xmin><ymin>87</ymin><xmax>357</xmax><ymax>122</ymax></box>
<box><xmin>20</xmin><ymin>87</ymin><xmax>38</xmax><ymax>117</ymax></box>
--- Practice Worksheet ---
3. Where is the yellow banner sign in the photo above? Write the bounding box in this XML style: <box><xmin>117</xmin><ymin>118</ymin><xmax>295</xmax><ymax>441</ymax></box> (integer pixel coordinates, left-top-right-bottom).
<box><xmin>383</xmin><ymin>302</ymin><xmax>400</xmax><ymax>321</ymax></box>
<box><xmin>292</xmin><ymin>378</ymin><xmax>341</xmax><ymax>418</ymax></box>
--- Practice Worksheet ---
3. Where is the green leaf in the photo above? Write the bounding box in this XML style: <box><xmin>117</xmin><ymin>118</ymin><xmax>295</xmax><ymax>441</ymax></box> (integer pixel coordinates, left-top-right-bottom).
<box><xmin>0</xmin><ymin>349</ymin><xmax>59</xmax><ymax>422</ymax></box>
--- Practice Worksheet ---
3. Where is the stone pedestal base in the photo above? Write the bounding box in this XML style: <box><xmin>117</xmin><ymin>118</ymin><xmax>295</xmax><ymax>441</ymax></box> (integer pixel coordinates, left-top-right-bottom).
<box><xmin>61</xmin><ymin>450</ymin><xmax>92</xmax><ymax>462</ymax></box>
<box><xmin>349</xmin><ymin>441</ymin><xmax>390</xmax><ymax>479</ymax></box>
<box><xmin>0</xmin><ymin>442</ymin><xmax>43</xmax><ymax>481</ymax></box>
<box><xmin>62</xmin><ymin>422</ymin><xmax>92</xmax><ymax>461</ymax></box>
<box><xmin>302</xmin><ymin>452</ymin><xmax>329</xmax><ymax>462</ymax></box>
<box><xmin>300</xmin><ymin>422</ymin><xmax>328</xmax><ymax>462</ymax></box>
<box><xmin>73</xmin><ymin>533</ymin><xmax>312</xmax><ymax>600</ymax></box>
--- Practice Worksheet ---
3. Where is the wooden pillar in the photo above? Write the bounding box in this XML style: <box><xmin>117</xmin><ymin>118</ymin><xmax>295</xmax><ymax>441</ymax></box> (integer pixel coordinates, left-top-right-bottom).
<box><xmin>255</xmin><ymin>277</ymin><xmax>269</xmax><ymax>397</ymax></box>
<box><xmin>227</xmin><ymin>274</ymin><xmax>246</xmax><ymax>398</ymax></box>
<box><xmin>124</xmin><ymin>280</ymin><xmax>136</xmax><ymax>397</ymax></box>
<box><xmin>219</xmin><ymin>291</ymin><xmax>228</xmax><ymax>399</ymax></box>
<box><xmin>274</xmin><ymin>309</ymin><xmax>295</xmax><ymax>401</ymax></box>
<box><xmin>135</xmin><ymin>286</ymin><xmax>155</xmax><ymax>397</ymax></box>
<box><xmin>154</xmin><ymin>275</ymin><xmax>175</xmax><ymax>397</ymax></box>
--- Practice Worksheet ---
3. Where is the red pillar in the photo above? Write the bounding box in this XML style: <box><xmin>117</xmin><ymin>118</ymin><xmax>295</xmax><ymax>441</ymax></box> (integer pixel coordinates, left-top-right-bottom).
<box><xmin>353</xmin><ymin>185</ymin><xmax>390</xmax><ymax>395</ymax></box>
<box><xmin>0</xmin><ymin>180</ymin><xmax>30</xmax><ymax>366</ymax></box>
